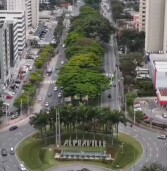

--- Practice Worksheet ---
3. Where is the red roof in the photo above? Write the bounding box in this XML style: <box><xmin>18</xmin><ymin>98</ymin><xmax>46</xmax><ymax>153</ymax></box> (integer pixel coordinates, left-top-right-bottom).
<box><xmin>159</xmin><ymin>88</ymin><xmax>167</xmax><ymax>96</ymax></box>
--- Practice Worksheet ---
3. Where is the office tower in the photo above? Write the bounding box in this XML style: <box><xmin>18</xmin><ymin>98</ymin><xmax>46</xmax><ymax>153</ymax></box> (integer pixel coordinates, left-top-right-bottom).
<box><xmin>139</xmin><ymin>0</ymin><xmax>146</xmax><ymax>32</ymax></box>
<box><xmin>0</xmin><ymin>11</ymin><xmax>26</xmax><ymax>93</ymax></box>
<box><xmin>7</xmin><ymin>0</ymin><xmax>39</xmax><ymax>27</ymax></box>
<box><xmin>145</xmin><ymin>0</ymin><xmax>167</xmax><ymax>53</ymax></box>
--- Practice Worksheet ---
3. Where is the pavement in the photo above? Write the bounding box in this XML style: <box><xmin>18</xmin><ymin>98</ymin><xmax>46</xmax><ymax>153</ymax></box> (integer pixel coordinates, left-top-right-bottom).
<box><xmin>100</xmin><ymin>0</ymin><xmax>167</xmax><ymax>171</ymax></box>
<box><xmin>0</xmin><ymin>1</ymin><xmax>166</xmax><ymax>171</ymax></box>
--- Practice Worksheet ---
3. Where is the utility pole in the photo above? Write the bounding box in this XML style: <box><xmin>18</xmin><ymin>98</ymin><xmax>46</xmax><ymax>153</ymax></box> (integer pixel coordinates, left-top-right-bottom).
<box><xmin>20</xmin><ymin>98</ymin><xmax>23</xmax><ymax>118</ymax></box>
<box><xmin>0</xmin><ymin>160</ymin><xmax>7</xmax><ymax>171</ymax></box>
<box><xmin>55</xmin><ymin>107</ymin><xmax>61</xmax><ymax>148</ymax></box>
<box><xmin>27</xmin><ymin>94</ymin><xmax>30</xmax><ymax>115</ymax></box>
<box><xmin>5</xmin><ymin>104</ymin><xmax>8</xmax><ymax>125</ymax></box>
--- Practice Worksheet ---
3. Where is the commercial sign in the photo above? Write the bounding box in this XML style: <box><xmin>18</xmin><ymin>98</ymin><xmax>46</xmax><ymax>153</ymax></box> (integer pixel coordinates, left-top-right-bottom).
<box><xmin>63</xmin><ymin>140</ymin><xmax>106</xmax><ymax>147</ymax></box>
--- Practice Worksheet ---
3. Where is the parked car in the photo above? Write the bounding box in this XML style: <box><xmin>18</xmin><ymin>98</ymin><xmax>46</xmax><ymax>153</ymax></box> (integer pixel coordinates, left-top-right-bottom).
<box><xmin>11</xmin><ymin>113</ymin><xmax>19</xmax><ymax>120</ymax></box>
<box><xmin>1</xmin><ymin>149</ymin><xmax>7</xmax><ymax>156</ymax></box>
<box><xmin>9</xmin><ymin>125</ymin><xmax>18</xmax><ymax>131</ymax></box>
<box><xmin>162</xmin><ymin>113</ymin><xmax>167</xmax><ymax>118</ymax></box>
<box><xmin>38</xmin><ymin>97</ymin><xmax>42</xmax><ymax>101</ymax></box>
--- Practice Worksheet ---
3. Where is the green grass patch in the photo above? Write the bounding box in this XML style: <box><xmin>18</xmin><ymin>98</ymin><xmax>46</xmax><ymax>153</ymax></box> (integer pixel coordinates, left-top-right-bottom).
<box><xmin>17</xmin><ymin>132</ymin><xmax>143</xmax><ymax>171</ymax></box>
<box><xmin>111</xmin><ymin>133</ymin><xmax>143</xmax><ymax>169</ymax></box>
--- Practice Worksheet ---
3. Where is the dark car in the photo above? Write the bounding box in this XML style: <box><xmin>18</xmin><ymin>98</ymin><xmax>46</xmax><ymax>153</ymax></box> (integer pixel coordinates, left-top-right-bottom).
<box><xmin>108</xmin><ymin>94</ymin><xmax>111</xmax><ymax>98</ymax></box>
<box><xmin>1</xmin><ymin>149</ymin><xmax>7</xmax><ymax>156</ymax></box>
<box><xmin>9</xmin><ymin>125</ymin><xmax>18</xmax><ymax>131</ymax></box>
<box><xmin>48</xmin><ymin>92</ymin><xmax>52</xmax><ymax>97</ymax></box>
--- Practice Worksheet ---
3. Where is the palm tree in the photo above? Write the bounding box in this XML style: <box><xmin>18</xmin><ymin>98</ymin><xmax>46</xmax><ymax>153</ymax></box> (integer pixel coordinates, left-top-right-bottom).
<box><xmin>60</xmin><ymin>105</ymin><xmax>74</xmax><ymax>139</ymax></box>
<box><xmin>141</xmin><ymin>162</ymin><xmax>167</xmax><ymax>171</ymax></box>
<box><xmin>111</xmin><ymin>110</ymin><xmax>126</xmax><ymax>139</ymax></box>
<box><xmin>31</xmin><ymin>111</ymin><xmax>48</xmax><ymax>145</ymax></box>
<box><xmin>76</xmin><ymin>104</ymin><xmax>89</xmax><ymax>140</ymax></box>
<box><xmin>98</xmin><ymin>107</ymin><xmax>111</xmax><ymax>140</ymax></box>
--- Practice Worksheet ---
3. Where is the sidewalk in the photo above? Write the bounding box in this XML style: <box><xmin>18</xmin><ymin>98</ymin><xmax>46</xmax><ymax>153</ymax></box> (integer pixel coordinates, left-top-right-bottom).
<box><xmin>0</xmin><ymin>54</ymin><xmax>59</xmax><ymax>132</ymax></box>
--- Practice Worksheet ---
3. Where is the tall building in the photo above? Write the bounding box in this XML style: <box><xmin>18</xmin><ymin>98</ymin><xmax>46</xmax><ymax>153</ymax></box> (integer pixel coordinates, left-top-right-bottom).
<box><xmin>145</xmin><ymin>0</ymin><xmax>167</xmax><ymax>53</ymax></box>
<box><xmin>7</xmin><ymin>0</ymin><xmax>39</xmax><ymax>27</ymax></box>
<box><xmin>0</xmin><ymin>11</ymin><xmax>26</xmax><ymax>93</ymax></box>
<box><xmin>139</xmin><ymin>0</ymin><xmax>146</xmax><ymax>32</ymax></box>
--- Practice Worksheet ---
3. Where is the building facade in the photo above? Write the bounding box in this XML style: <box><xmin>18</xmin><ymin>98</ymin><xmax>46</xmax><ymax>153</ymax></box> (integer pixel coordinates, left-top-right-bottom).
<box><xmin>145</xmin><ymin>0</ymin><xmax>167</xmax><ymax>53</ymax></box>
<box><xmin>7</xmin><ymin>0</ymin><xmax>39</xmax><ymax>27</ymax></box>
<box><xmin>0</xmin><ymin>11</ymin><xmax>26</xmax><ymax>93</ymax></box>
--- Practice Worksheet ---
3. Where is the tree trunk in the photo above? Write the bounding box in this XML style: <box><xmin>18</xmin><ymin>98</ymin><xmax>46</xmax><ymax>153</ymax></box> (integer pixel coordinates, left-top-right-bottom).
<box><xmin>69</xmin><ymin>123</ymin><xmax>72</xmax><ymax>140</ymax></box>
<box><xmin>93</xmin><ymin>118</ymin><xmax>96</xmax><ymax>141</ymax></box>
<box><xmin>82</xmin><ymin>121</ymin><xmax>85</xmax><ymax>140</ymax></box>
<box><xmin>102</xmin><ymin>123</ymin><xmax>105</xmax><ymax>141</ymax></box>
<box><xmin>116</xmin><ymin>123</ymin><xmax>119</xmax><ymax>140</ymax></box>
<box><xmin>44</xmin><ymin>126</ymin><xmax>47</xmax><ymax>145</ymax></box>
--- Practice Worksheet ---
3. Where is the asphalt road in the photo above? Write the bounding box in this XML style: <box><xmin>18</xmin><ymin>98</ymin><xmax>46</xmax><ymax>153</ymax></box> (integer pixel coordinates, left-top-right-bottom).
<box><xmin>0</xmin><ymin>1</ymin><xmax>166</xmax><ymax>171</ymax></box>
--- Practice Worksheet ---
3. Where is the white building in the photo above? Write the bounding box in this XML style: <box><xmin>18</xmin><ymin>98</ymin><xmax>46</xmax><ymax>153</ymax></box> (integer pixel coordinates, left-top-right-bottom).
<box><xmin>149</xmin><ymin>53</ymin><xmax>167</xmax><ymax>106</ymax></box>
<box><xmin>0</xmin><ymin>11</ymin><xmax>26</xmax><ymax>51</ymax></box>
<box><xmin>145</xmin><ymin>0</ymin><xmax>167</xmax><ymax>53</ymax></box>
<box><xmin>7</xmin><ymin>0</ymin><xmax>39</xmax><ymax>27</ymax></box>
<box><xmin>139</xmin><ymin>0</ymin><xmax>146</xmax><ymax>32</ymax></box>
<box><xmin>0</xmin><ymin>11</ymin><xmax>26</xmax><ymax>93</ymax></box>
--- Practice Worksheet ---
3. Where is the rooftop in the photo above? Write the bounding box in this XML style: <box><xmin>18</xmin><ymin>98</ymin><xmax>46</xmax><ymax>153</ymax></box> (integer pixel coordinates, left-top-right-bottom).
<box><xmin>39</xmin><ymin>10</ymin><xmax>51</xmax><ymax>17</ymax></box>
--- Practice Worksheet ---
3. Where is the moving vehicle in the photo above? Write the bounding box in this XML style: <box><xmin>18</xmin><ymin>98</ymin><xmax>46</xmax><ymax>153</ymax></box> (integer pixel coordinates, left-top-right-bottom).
<box><xmin>162</xmin><ymin>113</ymin><xmax>167</xmax><ymax>118</ymax></box>
<box><xmin>11</xmin><ymin>113</ymin><xmax>19</xmax><ymax>120</ymax></box>
<box><xmin>10</xmin><ymin>147</ymin><xmax>15</xmax><ymax>155</ymax></box>
<box><xmin>38</xmin><ymin>97</ymin><xmax>42</xmax><ymax>101</ymax></box>
<box><xmin>18</xmin><ymin>164</ymin><xmax>27</xmax><ymax>171</ymax></box>
<box><xmin>45</xmin><ymin>102</ymin><xmax>49</xmax><ymax>107</ymax></box>
<box><xmin>1</xmin><ymin>149</ymin><xmax>7</xmax><ymax>156</ymax></box>
<box><xmin>61</xmin><ymin>61</ymin><xmax>64</xmax><ymax>65</ymax></box>
<box><xmin>58</xmin><ymin>93</ymin><xmax>62</xmax><ymax>98</ymax></box>
<box><xmin>54</xmin><ymin>87</ymin><xmax>58</xmax><ymax>91</ymax></box>
<box><xmin>9</xmin><ymin>125</ymin><xmax>18</xmax><ymax>131</ymax></box>
<box><xmin>108</xmin><ymin>94</ymin><xmax>111</xmax><ymax>98</ymax></box>
<box><xmin>157</xmin><ymin>134</ymin><xmax>166</xmax><ymax>140</ymax></box>
<box><xmin>48</xmin><ymin>92</ymin><xmax>52</xmax><ymax>97</ymax></box>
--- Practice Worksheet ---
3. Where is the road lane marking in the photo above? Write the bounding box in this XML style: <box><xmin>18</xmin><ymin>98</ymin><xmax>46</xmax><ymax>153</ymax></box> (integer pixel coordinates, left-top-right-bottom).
<box><xmin>157</xmin><ymin>153</ymin><xmax>159</xmax><ymax>157</ymax></box>
<box><xmin>148</xmin><ymin>137</ymin><xmax>152</xmax><ymax>140</ymax></box>
<box><xmin>157</xmin><ymin>147</ymin><xmax>159</xmax><ymax>151</ymax></box>
<box><xmin>150</xmin><ymin>148</ymin><xmax>152</xmax><ymax>151</ymax></box>
<box><xmin>150</xmin><ymin>153</ymin><xmax>152</xmax><ymax>157</ymax></box>
<box><xmin>143</xmin><ymin>138</ymin><xmax>146</xmax><ymax>141</ymax></box>
<box><xmin>147</xmin><ymin>142</ymin><xmax>150</xmax><ymax>147</ymax></box>
<box><xmin>6</xmin><ymin>166</ymin><xmax>9</xmax><ymax>168</ymax></box>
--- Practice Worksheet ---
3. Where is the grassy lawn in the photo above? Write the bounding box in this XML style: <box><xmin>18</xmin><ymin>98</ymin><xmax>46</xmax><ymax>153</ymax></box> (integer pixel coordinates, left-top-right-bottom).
<box><xmin>17</xmin><ymin>133</ymin><xmax>143</xmax><ymax>171</ymax></box>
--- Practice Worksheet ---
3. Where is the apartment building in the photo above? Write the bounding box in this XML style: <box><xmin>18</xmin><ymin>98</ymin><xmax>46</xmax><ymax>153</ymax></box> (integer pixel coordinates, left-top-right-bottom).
<box><xmin>0</xmin><ymin>11</ymin><xmax>26</xmax><ymax>51</ymax></box>
<box><xmin>139</xmin><ymin>0</ymin><xmax>146</xmax><ymax>31</ymax></box>
<box><xmin>145</xmin><ymin>0</ymin><xmax>167</xmax><ymax>53</ymax></box>
<box><xmin>0</xmin><ymin>11</ymin><xmax>26</xmax><ymax>93</ymax></box>
<box><xmin>7</xmin><ymin>0</ymin><xmax>39</xmax><ymax>27</ymax></box>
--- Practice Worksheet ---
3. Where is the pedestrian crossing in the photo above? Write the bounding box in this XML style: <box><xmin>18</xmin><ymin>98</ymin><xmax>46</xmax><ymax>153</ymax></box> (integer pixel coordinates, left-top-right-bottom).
<box><xmin>43</xmin><ymin>80</ymin><xmax>56</xmax><ymax>84</ymax></box>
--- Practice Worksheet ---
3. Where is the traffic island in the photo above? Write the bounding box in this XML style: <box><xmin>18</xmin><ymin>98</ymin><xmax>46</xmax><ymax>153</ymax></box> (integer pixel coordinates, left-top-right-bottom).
<box><xmin>17</xmin><ymin>132</ymin><xmax>143</xmax><ymax>171</ymax></box>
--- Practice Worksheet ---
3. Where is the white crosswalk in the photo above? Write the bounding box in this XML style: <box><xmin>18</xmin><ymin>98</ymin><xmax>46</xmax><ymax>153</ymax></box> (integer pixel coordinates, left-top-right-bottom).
<box><xmin>43</xmin><ymin>80</ymin><xmax>56</xmax><ymax>84</ymax></box>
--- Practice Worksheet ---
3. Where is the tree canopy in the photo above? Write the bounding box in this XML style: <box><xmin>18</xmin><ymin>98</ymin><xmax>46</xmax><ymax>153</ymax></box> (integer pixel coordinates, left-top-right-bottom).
<box><xmin>70</xmin><ymin>6</ymin><xmax>115</xmax><ymax>43</ymax></box>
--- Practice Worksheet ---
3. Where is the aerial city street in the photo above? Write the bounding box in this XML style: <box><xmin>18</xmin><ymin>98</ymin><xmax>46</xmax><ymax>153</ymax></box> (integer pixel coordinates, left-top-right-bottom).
<box><xmin>0</xmin><ymin>0</ymin><xmax>167</xmax><ymax>171</ymax></box>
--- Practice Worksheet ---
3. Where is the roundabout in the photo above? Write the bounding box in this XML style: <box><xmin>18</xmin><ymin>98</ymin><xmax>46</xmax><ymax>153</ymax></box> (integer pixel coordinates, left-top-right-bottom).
<box><xmin>17</xmin><ymin>131</ymin><xmax>143</xmax><ymax>171</ymax></box>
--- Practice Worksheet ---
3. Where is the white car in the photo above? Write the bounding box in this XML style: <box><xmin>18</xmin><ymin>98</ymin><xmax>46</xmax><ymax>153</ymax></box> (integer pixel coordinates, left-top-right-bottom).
<box><xmin>58</xmin><ymin>93</ymin><xmax>62</xmax><ymax>98</ymax></box>
<box><xmin>19</xmin><ymin>164</ymin><xmax>27</xmax><ymax>171</ymax></box>
<box><xmin>157</xmin><ymin>135</ymin><xmax>166</xmax><ymax>140</ymax></box>
<box><xmin>38</xmin><ymin>97</ymin><xmax>42</xmax><ymax>101</ymax></box>
<box><xmin>54</xmin><ymin>87</ymin><xmax>58</xmax><ymax>91</ymax></box>
<box><xmin>45</xmin><ymin>102</ymin><xmax>49</xmax><ymax>107</ymax></box>
<box><xmin>61</xmin><ymin>61</ymin><xmax>64</xmax><ymax>65</ymax></box>
<box><xmin>134</xmin><ymin>108</ymin><xmax>142</xmax><ymax>112</ymax></box>
<box><xmin>62</xmin><ymin>44</ymin><xmax>65</xmax><ymax>48</ymax></box>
